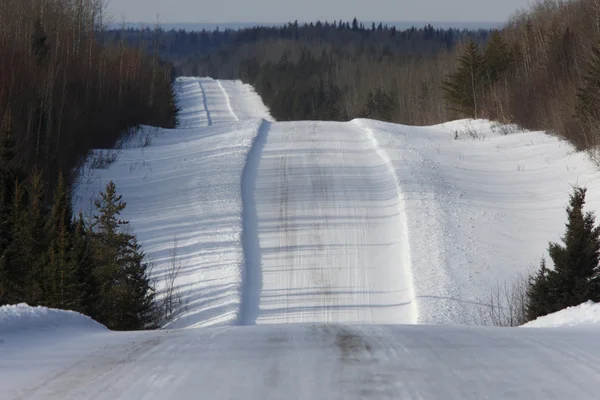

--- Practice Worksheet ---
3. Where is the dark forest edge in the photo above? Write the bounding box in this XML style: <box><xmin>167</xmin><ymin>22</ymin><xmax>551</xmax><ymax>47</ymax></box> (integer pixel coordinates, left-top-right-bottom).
<box><xmin>0</xmin><ymin>0</ymin><xmax>178</xmax><ymax>330</ymax></box>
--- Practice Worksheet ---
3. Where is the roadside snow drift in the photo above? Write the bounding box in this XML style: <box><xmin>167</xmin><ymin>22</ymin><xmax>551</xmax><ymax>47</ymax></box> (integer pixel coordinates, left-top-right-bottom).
<box><xmin>0</xmin><ymin>303</ymin><xmax>105</xmax><ymax>335</ymax></box>
<box><xmin>6</xmin><ymin>76</ymin><xmax>600</xmax><ymax>398</ymax></box>
<box><xmin>524</xmin><ymin>301</ymin><xmax>600</xmax><ymax>328</ymax></box>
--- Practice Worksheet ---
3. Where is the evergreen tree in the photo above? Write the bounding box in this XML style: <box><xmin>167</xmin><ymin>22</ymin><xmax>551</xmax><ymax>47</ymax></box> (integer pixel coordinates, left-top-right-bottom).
<box><xmin>526</xmin><ymin>258</ymin><xmax>551</xmax><ymax>321</ymax></box>
<box><xmin>527</xmin><ymin>186</ymin><xmax>600</xmax><ymax>321</ymax></box>
<box><xmin>0</xmin><ymin>114</ymin><xmax>21</xmax><ymax>257</ymax></box>
<box><xmin>91</xmin><ymin>181</ymin><xmax>156</xmax><ymax>330</ymax></box>
<box><xmin>442</xmin><ymin>41</ymin><xmax>485</xmax><ymax>118</ymax></box>
<box><xmin>0</xmin><ymin>116</ymin><xmax>16</xmax><ymax>304</ymax></box>
<box><xmin>120</xmin><ymin>236</ymin><xmax>156</xmax><ymax>329</ymax></box>
<box><xmin>0</xmin><ymin>179</ymin><xmax>23</xmax><ymax>305</ymax></box>
<box><xmin>69</xmin><ymin>213</ymin><xmax>96</xmax><ymax>316</ymax></box>
<box><xmin>20</xmin><ymin>169</ymin><xmax>49</xmax><ymax>304</ymax></box>
<box><xmin>547</xmin><ymin>187</ymin><xmax>600</xmax><ymax>310</ymax></box>
<box><xmin>45</xmin><ymin>171</ymin><xmax>78</xmax><ymax>309</ymax></box>
<box><xmin>483</xmin><ymin>31</ymin><xmax>513</xmax><ymax>84</ymax></box>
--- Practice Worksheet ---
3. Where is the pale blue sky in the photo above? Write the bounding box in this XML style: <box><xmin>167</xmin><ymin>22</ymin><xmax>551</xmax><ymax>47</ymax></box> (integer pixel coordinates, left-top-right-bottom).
<box><xmin>106</xmin><ymin>0</ymin><xmax>532</xmax><ymax>24</ymax></box>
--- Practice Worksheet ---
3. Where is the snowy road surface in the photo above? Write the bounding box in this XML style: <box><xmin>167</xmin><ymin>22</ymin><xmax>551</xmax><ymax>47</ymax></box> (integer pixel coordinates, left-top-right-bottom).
<box><xmin>4</xmin><ymin>317</ymin><xmax>600</xmax><ymax>400</ymax></box>
<box><xmin>253</xmin><ymin>121</ymin><xmax>415</xmax><ymax>324</ymax></box>
<box><xmin>5</xmin><ymin>76</ymin><xmax>600</xmax><ymax>398</ymax></box>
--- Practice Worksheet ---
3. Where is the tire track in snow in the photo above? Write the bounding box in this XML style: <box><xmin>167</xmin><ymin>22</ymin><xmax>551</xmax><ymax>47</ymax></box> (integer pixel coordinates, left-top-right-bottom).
<box><xmin>217</xmin><ymin>80</ymin><xmax>240</xmax><ymax>122</ymax></box>
<box><xmin>353</xmin><ymin>119</ymin><xmax>419</xmax><ymax>323</ymax></box>
<box><xmin>239</xmin><ymin>119</ymin><xmax>270</xmax><ymax>325</ymax></box>
<box><xmin>197</xmin><ymin>78</ymin><xmax>213</xmax><ymax>126</ymax></box>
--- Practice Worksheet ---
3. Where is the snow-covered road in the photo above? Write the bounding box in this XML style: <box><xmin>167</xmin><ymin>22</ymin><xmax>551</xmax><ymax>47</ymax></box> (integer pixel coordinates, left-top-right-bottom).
<box><xmin>5</xmin><ymin>317</ymin><xmax>600</xmax><ymax>399</ymax></box>
<box><xmin>253</xmin><ymin>121</ymin><xmax>415</xmax><ymax>324</ymax></box>
<box><xmin>6</xmin><ymin>76</ymin><xmax>600</xmax><ymax>398</ymax></box>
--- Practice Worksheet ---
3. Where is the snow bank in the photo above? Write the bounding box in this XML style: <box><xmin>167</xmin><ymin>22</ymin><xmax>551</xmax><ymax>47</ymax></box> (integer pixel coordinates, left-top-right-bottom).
<box><xmin>523</xmin><ymin>301</ymin><xmax>600</xmax><ymax>328</ymax></box>
<box><xmin>0</xmin><ymin>303</ymin><xmax>105</xmax><ymax>334</ymax></box>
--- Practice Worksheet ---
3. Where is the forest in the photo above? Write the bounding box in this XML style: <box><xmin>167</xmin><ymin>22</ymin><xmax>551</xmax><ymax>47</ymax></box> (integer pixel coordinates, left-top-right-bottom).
<box><xmin>108</xmin><ymin>21</ymin><xmax>490</xmax><ymax>124</ymax></box>
<box><xmin>0</xmin><ymin>0</ymin><xmax>178</xmax><ymax>330</ymax></box>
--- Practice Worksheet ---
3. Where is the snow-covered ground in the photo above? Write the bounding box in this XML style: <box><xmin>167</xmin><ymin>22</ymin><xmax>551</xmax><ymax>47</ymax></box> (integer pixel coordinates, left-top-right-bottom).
<box><xmin>524</xmin><ymin>301</ymin><xmax>600</xmax><ymax>328</ymax></box>
<box><xmin>4</xmin><ymin>76</ymin><xmax>600</xmax><ymax>398</ymax></box>
<box><xmin>74</xmin><ymin>77</ymin><xmax>272</xmax><ymax>328</ymax></box>
<box><xmin>3</xmin><ymin>308</ymin><xmax>600</xmax><ymax>399</ymax></box>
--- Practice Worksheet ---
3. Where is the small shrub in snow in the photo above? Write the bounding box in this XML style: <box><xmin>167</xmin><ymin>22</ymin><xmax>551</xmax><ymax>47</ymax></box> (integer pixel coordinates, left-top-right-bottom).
<box><xmin>477</xmin><ymin>274</ymin><xmax>529</xmax><ymax>327</ymax></box>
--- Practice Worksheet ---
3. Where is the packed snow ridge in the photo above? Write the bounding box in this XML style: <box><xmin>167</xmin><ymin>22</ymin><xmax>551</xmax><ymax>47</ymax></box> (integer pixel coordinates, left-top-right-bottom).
<box><xmin>5</xmin><ymin>77</ymin><xmax>600</xmax><ymax>399</ymax></box>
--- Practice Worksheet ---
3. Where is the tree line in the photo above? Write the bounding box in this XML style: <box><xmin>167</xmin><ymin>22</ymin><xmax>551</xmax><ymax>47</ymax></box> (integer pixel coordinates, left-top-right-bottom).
<box><xmin>107</xmin><ymin>20</ymin><xmax>471</xmax><ymax>65</ymax></box>
<box><xmin>443</xmin><ymin>0</ymin><xmax>600</xmax><ymax>153</ymax></box>
<box><xmin>120</xmin><ymin>0</ymin><xmax>600</xmax><ymax>157</ymax></box>
<box><xmin>0</xmin><ymin>0</ymin><xmax>178</xmax><ymax>330</ymax></box>
<box><xmin>108</xmin><ymin>21</ymin><xmax>490</xmax><ymax>124</ymax></box>
<box><xmin>0</xmin><ymin>118</ymin><xmax>155</xmax><ymax>330</ymax></box>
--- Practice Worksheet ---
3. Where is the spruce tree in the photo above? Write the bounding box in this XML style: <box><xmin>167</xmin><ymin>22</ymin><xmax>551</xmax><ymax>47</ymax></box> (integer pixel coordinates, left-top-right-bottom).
<box><xmin>46</xmin><ymin>172</ymin><xmax>77</xmax><ymax>309</ymax></box>
<box><xmin>526</xmin><ymin>258</ymin><xmax>551</xmax><ymax>321</ymax></box>
<box><xmin>526</xmin><ymin>187</ymin><xmax>600</xmax><ymax>321</ymax></box>
<box><xmin>2</xmin><ymin>179</ymin><xmax>25</xmax><ymax>304</ymax></box>
<box><xmin>69</xmin><ymin>213</ymin><xmax>96</xmax><ymax>316</ymax></box>
<box><xmin>20</xmin><ymin>169</ymin><xmax>49</xmax><ymax>304</ymax></box>
<box><xmin>120</xmin><ymin>236</ymin><xmax>156</xmax><ymax>330</ymax></box>
<box><xmin>547</xmin><ymin>187</ymin><xmax>600</xmax><ymax>310</ymax></box>
<box><xmin>91</xmin><ymin>181</ymin><xmax>155</xmax><ymax>330</ymax></box>
<box><xmin>0</xmin><ymin>116</ymin><xmax>15</xmax><ymax>304</ymax></box>
<box><xmin>442</xmin><ymin>40</ymin><xmax>485</xmax><ymax>119</ymax></box>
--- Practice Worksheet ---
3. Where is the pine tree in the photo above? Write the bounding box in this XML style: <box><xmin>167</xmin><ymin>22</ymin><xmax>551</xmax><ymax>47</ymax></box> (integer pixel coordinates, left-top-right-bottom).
<box><xmin>45</xmin><ymin>171</ymin><xmax>77</xmax><ymax>309</ymax></box>
<box><xmin>91</xmin><ymin>181</ymin><xmax>155</xmax><ymax>330</ymax></box>
<box><xmin>547</xmin><ymin>187</ymin><xmax>600</xmax><ymax>310</ymax></box>
<box><xmin>0</xmin><ymin>113</ymin><xmax>20</xmax><ymax>256</ymax></box>
<box><xmin>15</xmin><ymin>169</ymin><xmax>49</xmax><ymax>305</ymax></box>
<box><xmin>2</xmin><ymin>179</ymin><xmax>25</xmax><ymax>304</ymax></box>
<box><xmin>526</xmin><ymin>258</ymin><xmax>551</xmax><ymax>321</ymax></box>
<box><xmin>69</xmin><ymin>213</ymin><xmax>96</xmax><ymax>316</ymax></box>
<box><xmin>442</xmin><ymin>41</ymin><xmax>485</xmax><ymax>118</ymax></box>
<box><xmin>120</xmin><ymin>236</ymin><xmax>156</xmax><ymax>330</ymax></box>
<box><xmin>0</xmin><ymin>117</ymin><xmax>15</xmax><ymax>304</ymax></box>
